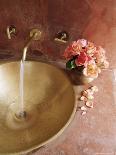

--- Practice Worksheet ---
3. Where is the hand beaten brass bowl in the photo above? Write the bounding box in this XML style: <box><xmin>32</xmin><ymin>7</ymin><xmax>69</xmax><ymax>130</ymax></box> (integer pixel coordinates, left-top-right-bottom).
<box><xmin>0</xmin><ymin>61</ymin><xmax>76</xmax><ymax>155</ymax></box>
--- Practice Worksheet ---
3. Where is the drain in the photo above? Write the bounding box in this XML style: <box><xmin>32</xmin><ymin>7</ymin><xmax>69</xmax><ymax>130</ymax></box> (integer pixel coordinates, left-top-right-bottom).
<box><xmin>15</xmin><ymin>111</ymin><xmax>27</xmax><ymax>120</ymax></box>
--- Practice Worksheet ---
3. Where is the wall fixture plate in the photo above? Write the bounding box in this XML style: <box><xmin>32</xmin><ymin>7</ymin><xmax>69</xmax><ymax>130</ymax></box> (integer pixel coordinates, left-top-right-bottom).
<box><xmin>54</xmin><ymin>31</ymin><xmax>69</xmax><ymax>43</ymax></box>
<box><xmin>30</xmin><ymin>29</ymin><xmax>42</xmax><ymax>40</ymax></box>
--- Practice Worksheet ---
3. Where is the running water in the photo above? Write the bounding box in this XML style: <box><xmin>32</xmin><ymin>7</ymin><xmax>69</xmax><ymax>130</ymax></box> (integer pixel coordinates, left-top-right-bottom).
<box><xmin>18</xmin><ymin>42</ymin><xmax>28</xmax><ymax>118</ymax></box>
<box><xmin>19</xmin><ymin>60</ymin><xmax>24</xmax><ymax>115</ymax></box>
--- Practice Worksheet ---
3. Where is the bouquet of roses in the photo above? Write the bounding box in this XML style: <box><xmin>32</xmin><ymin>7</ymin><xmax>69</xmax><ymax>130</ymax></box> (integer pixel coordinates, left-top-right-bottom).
<box><xmin>63</xmin><ymin>39</ymin><xmax>109</xmax><ymax>79</ymax></box>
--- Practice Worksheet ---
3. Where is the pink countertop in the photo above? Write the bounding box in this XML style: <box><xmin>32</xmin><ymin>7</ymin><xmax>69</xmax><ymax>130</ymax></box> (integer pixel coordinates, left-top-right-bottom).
<box><xmin>33</xmin><ymin>0</ymin><xmax>116</xmax><ymax>155</ymax></box>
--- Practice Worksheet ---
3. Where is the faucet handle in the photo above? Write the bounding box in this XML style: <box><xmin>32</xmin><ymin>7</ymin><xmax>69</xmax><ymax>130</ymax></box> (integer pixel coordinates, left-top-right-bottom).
<box><xmin>54</xmin><ymin>31</ymin><xmax>69</xmax><ymax>43</ymax></box>
<box><xmin>6</xmin><ymin>25</ymin><xmax>16</xmax><ymax>39</ymax></box>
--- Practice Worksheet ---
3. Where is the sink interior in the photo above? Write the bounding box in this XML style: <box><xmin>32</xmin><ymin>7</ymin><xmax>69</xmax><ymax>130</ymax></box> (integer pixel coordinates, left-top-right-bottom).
<box><xmin>0</xmin><ymin>61</ymin><xmax>75</xmax><ymax>154</ymax></box>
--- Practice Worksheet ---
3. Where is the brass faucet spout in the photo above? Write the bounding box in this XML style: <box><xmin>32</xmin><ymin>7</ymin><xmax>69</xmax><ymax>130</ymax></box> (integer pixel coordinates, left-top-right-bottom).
<box><xmin>22</xmin><ymin>29</ymin><xmax>41</xmax><ymax>61</ymax></box>
<box><xmin>22</xmin><ymin>33</ymin><xmax>36</xmax><ymax>61</ymax></box>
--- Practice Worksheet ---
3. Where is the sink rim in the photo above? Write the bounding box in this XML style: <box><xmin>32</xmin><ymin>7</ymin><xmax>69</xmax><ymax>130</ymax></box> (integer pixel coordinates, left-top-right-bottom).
<box><xmin>0</xmin><ymin>60</ymin><xmax>77</xmax><ymax>155</ymax></box>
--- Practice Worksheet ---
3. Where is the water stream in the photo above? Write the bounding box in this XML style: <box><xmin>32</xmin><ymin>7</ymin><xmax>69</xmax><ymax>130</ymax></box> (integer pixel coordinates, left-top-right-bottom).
<box><xmin>19</xmin><ymin>60</ymin><xmax>24</xmax><ymax>115</ymax></box>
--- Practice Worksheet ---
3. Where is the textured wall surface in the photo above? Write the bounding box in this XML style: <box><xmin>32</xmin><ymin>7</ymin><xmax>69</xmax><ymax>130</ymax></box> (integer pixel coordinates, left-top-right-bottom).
<box><xmin>0</xmin><ymin>0</ymin><xmax>116</xmax><ymax>155</ymax></box>
<box><xmin>0</xmin><ymin>0</ymin><xmax>92</xmax><ymax>60</ymax></box>
<box><xmin>0</xmin><ymin>0</ymin><xmax>48</xmax><ymax>60</ymax></box>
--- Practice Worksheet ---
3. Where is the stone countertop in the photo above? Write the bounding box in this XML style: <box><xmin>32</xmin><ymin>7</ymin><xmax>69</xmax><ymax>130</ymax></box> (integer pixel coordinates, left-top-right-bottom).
<box><xmin>29</xmin><ymin>64</ymin><xmax>116</xmax><ymax>155</ymax></box>
<box><xmin>32</xmin><ymin>0</ymin><xmax>116</xmax><ymax>154</ymax></box>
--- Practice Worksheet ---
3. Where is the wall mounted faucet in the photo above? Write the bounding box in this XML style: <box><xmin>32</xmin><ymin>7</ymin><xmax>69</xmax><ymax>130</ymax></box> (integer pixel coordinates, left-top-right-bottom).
<box><xmin>6</xmin><ymin>25</ymin><xmax>16</xmax><ymax>39</ymax></box>
<box><xmin>22</xmin><ymin>28</ymin><xmax>42</xmax><ymax>61</ymax></box>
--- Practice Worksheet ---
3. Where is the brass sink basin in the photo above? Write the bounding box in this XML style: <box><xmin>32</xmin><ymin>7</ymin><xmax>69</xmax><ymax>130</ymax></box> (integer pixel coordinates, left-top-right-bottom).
<box><xmin>0</xmin><ymin>61</ymin><xmax>76</xmax><ymax>155</ymax></box>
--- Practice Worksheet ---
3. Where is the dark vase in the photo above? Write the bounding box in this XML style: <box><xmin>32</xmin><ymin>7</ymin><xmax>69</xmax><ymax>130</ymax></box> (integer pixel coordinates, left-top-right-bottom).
<box><xmin>66</xmin><ymin>67</ymin><xmax>95</xmax><ymax>85</ymax></box>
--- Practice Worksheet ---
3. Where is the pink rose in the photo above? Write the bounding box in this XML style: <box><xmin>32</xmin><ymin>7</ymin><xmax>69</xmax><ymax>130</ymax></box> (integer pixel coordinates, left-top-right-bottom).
<box><xmin>86</xmin><ymin>41</ymin><xmax>97</xmax><ymax>56</ymax></box>
<box><xmin>71</xmin><ymin>41</ymin><xmax>82</xmax><ymax>54</ymax></box>
<box><xmin>94</xmin><ymin>46</ymin><xmax>109</xmax><ymax>69</ymax></box>
<box><xmin>77</xmin><ymin>39</ymin><xmax>87</xmax><ymax>47</ymax></box>
<box><xmin>83</xmin><ymin>60</ymin><xmax>101</xmax><ymax>78</ymax></box>
<box><xmin>63</xmin><ymin>45</ymin><xmax>76</xmax><ymax>60</ymax></box>
<box><xmin>75</xmin><ymin>52</ymin><xmax>92</xmax><ymax>66</ymax></box>
<box><xmin>63</xmin><ymin>39</ymin><xmax>109</xmax><ymax>72</ymax></box>
<box><xmin>72</xmin><ymin>39</ymin><xmax>87</xmax><ymax>52</ymax></box>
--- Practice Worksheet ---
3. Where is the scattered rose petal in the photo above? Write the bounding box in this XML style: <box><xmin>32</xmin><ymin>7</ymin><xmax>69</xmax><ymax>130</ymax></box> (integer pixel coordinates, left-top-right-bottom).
<box><xmin>78</xmin><ymin>101</ymin><xmax>85</xmax><ymax>108</ymax></box>
<box><xmin>80</xmin><ymin>96</ymin><xmax>85</xmax><ymax>101</ymax></box>
<box><xmin>87</xmin><ymin>95</ymin><xmax>94</xmax><ymax>100</ymax></box>
<box><xmin>86</xmin><ymin>89</ymin><xmax>94</xmax><ymax>95</ymax></box>
<box><xmin>79</xmin><ymin>85</ymin><xmax>99</xmax><ymax>115</ymax></box>
<box><xmin>91</xmin><ymin>86</ymin><xmax>98</xmax><ymax>92</ymax></box>
<box><xmin>82</xmin><ymin>90</ymin><xmax>88</xmax><ymax>96</ymax></box>
<box><xmin>86</xmin><ymin>101</ymin><xmax>94</xmax><ymax>108</ymax></box>
<box><xmin>82</xmin><ymin>111</ymin><xmax>87</xmax><ymax>115</ymax></box>
<box><xmin>81</xmin><ymin>106</ymin><xmax>87</xmax><ymax>111</ymax></box>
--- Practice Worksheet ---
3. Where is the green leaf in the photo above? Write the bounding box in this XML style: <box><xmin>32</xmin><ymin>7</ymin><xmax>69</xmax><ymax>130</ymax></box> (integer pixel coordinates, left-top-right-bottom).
<box><xmin>71</xmin><ymin>60</ymin><xmax>76</xmax><ymax>68</ymax></box>
<box><xmin>66</xmin><ymin>59</ymin><xmax>76</xmax><ymax>69</ymax></box>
